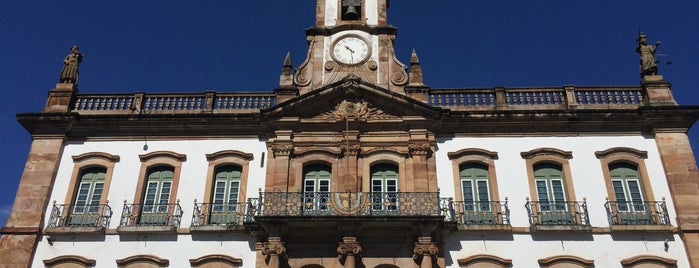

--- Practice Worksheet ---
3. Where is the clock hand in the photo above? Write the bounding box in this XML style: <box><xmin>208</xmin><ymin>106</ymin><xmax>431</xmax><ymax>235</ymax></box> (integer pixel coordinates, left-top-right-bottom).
<box><xmin>344</xmin><ymin>45</ymin><xmax>355</xmax><ymax>54</ymax></box>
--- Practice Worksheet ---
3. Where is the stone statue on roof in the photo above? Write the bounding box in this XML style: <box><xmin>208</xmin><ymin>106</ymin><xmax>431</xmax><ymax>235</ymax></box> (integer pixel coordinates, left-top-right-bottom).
<box><xmin>636</xmin><ymin>32</ymin><xmax>661</xmax><ymax>77</ymax></box>
<box><xmin>59</xmin><ymin>45</ymin><xmax>83</xmax><ymax>83</ymax></box>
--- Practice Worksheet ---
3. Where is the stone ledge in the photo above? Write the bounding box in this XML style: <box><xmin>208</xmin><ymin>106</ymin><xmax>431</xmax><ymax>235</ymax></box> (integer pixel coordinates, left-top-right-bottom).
<box><xmin>530</xmin><ymin>224</ymin><xmax>592</xmax><ymax>232</ymax></box>
<box><xmin>189</xmin><ymin>224</ymin><xmax>246</xmax><ymax>233</ymax></box>
<box><xmin>610</xmin><ymin>224</ymin><xmax>675</xmax><ymax>232</ymax></box>
<box><xmin>45</xmin><ymin>226</ymin><xmax>105</xmax><ymax>235</ymax></box>
<box><xmin>116</xmin><ymin>225</ymin><xmax>177</xmax><ymax>234</ymax></box>
<box><xmin>456</xmin><ymin>224</ymin><xmax>512</xmax><ymax>232</ymax></box>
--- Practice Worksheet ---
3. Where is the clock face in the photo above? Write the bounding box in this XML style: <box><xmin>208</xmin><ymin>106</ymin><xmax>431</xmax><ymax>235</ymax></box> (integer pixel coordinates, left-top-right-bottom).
<box><xmin>332</xmin><ymin>36</ymin><xmax>370</xmax><ymax>65</ymax></box>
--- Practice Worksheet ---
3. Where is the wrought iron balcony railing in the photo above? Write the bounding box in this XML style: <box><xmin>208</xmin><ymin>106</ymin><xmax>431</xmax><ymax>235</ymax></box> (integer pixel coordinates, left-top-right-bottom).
<box><xmin>525</xmin><ymin>199</ymin><xmax>590</xmax><ymax>226</ymax></box>
<box><xmin>245</xmin><ymin>192</ymin><xmax>446</xmax><ymax>220</ymax></box>
<box><xmin>604</xmin><ymin>199</ymin><xmax>670</xmax><ymax>225</ymax></box>
<box><xmin>192</xmin><ymin>202</ymin><xmax>246</xmax><ymax>226</ymax></box>
<box><xmin>47</xmin><ymin>201</ymin><xmax>112</xmax><ymax>228</ymax></box>
<box><xmin>449</xmin><ymin>200</ymin><xmax>510</xmax><ymax>225</ymax></box>
<box><xmin>119</xmin><ymin>201</ymin><xmax>183</xmax><ymax>227</ymax></box>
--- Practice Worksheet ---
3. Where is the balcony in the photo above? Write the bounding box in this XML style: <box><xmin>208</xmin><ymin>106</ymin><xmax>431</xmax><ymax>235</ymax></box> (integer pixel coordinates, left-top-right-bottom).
<box><xmin>45</xmin><ymin>202</ymin><xmax>112</xmax><ymax>234</ymax></box>
<box><xmin>190</xmin><ymin>202</ymin><xmax>246</xmax><ymax>232</ymax></box>
<box><xmin>244</xmin><ymin>192</ymin><xmax>448</xmax><ymax>246</ymax></box>
<box><xmin>604</xmin><ymin>199</ymin><xmax>673</xmax><ymax>232</ymax></box>
<box><xmin>525</xmin><ymin>199</ymin><xmax>591</xmax><ymax>232</ymax></box>
<box><xmin>116</xmin><ymin>201</ymin><xmax>182</xmax><ymax>233</ymax></box>
<box><xmin>447</xmin><ymin>200</ymin><xmax>511</xmax><ymax>231</ymax></box>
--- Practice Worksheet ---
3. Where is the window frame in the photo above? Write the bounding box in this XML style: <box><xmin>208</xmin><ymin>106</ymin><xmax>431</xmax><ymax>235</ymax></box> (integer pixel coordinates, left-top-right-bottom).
<box><xmin>448</xmin><ymin>148</ymin><xmax>501</xmax><ymax>203</ymax></box>
<box><xmin>521</xmin><ymin>148</ymin><xmax>576</xmax><ymax>203</ymax></box>
<box><xmin>64</xmin><ymin>152</ymin><xmax>120</xmax><ymax>208</ymax></box>
<box><xmin>133</xmin><ymin>151</ymin><xmax>186</xmax><ymax>207</ymax></box>
<box><xmin>595</xmin><ymin>147</ymin><xmax>655</xmax><ymax>202</ymax></box>
<box><xmin>203</xmin><ymin>150</ymin><xmax>253</xmax><ymax>208</ymax></box>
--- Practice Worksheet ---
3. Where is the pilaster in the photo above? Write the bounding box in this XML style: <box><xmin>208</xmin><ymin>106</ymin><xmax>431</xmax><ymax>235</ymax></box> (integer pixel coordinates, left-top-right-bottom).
<box><xmin>0</xmin><ymin>135</ymin><xmax>66</xmax><ymax>267</ymax></box>
<box><xmin>337</xmin><ymin>237</ymin><xmax>362</xmax><ymax>268</ymax></box>
<box><xmin>643</xmin><ymin>75</ymin><xmax>677</xmax><ymax>106</ymax></box>
<box><xmin>43</xmin><ymin>83</ymin><xmax>77</xmax><ymax>112</ymax></box>
<box><xmin>654</xmin><ymin>131</ymin><xmax>699</xmax><ymax>267</ymax></box>
<box><xmin>262</xmin><ymin>237</ymin><xmax>287</xmax><ymax>268</ymax></box>
<box><xmin>413</xmin><ymin>236</ymin><xmax>439</xmax><ymax>268</ymax></box>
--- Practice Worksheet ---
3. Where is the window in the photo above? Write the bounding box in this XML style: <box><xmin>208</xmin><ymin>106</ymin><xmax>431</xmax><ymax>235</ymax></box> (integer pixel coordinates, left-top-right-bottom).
<box><xmin>210</xmin><ymin>165</ymin><xmax>242</xmax><ymax>224</ymax></box>
<box><xmin>610</xmin><ymin>162</ymin><xmax>646</xmax><ymax>212</ymax></box>
<box><xmin>303</xmin><ymin>164</ymin><xmax>331</xmax><ymax>212</ymax></box>
<box><xmin>460</xmin><ymin>163</ymin><xmax>493</xmax><ymax>224</ymax></box>
<box><xmin>68</xmin><ymin>167</ymin><xmax>106</xmax><ymax>226</ymax></box>
<box><xmin>534</xmin><ymin>163</ymin><xmax>567</xmax><ymax>212</ymax></box>
<box><xmin>140</xmin><ymin>166</ymin><xmax>174</xmax><ymax>225</ymax></box>
<box><xmin>370</xmin><ymin>163</ymin><xmax>398</xmax><ymax>213</ymax></box>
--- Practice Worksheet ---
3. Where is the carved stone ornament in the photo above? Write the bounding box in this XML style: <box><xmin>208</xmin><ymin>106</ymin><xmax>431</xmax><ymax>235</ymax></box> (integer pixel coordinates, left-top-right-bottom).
<box><xmin>337</xmin><ymin>237</ymin><xmax>362</xmax><ymax>257</ymax></box>
<box><xmin>271</xmin><ymin>144</ymin><xmax>294</xmax><ymax>157</ymax></box>
<box><xmin>262</xmin><ymin>238</ymin><xmax>287</xmax><ymax>256</ymax></box>
<box><xmin>408</xmin><ymin>143</ymin><xmax>432</xmax><ymax>156</ymax></box>
<box><xmin>413</xmin><ymin>237</ymin><xmax>439</xmax><ymax>261</ymax></box>
<box><xmin>340</xmin><ymin>144</ymin><xmax>361</xmax><ymax>155</ymax></box>
<box><xmin>315</xmin><ymin>100</ymin><xmax>399</xmax><ymax>122</ymax></box>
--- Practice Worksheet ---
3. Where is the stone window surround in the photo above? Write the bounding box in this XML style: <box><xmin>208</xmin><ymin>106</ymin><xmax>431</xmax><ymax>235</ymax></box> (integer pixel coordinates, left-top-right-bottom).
<box><xmin>43</xmin><ymin>255</ymin><xmax>96</xmax><ymax>268</ymax></box>
<box><xmin>203</xmin><ymin>150</ymin><xmax>254</xmax><ymax>205</ymax></box>
<box><xmin>189</xmin><ymin>254</ymin><xmax>243</xmax><ymax>267</ymax></box>
<box><xmin>620</xmin><ymin>254</ymin><xmax>678</xmax><ymax>268</ymax></box>
<box><xmin>595</xmin><ymin>147</ymin><xmax>656</xmax><ymax>202</ymax></box>
<box><xmin>521</xmin><ymin>148</ymin><xmax>577</xmax><ymax>202</ymax></box>
<box><xmin>116</xmin><ymin>254</ymin><xmax>169</xmax><ymax>267</ymax></box>
<box><xmin>457</xmin><ymin>254</ymin><xmax>513</xmax><ymax>268</ymax></box>
<box><xmin>447</xmin><ymin>148</ymin><xmax>501</xmax><ymax>202</ymax></box>
<box><xmin>362</xmin><ymin>152</ymin><xmax>406</xmax><ymax>192</ymax></box>
<box><xmin>63</xmin><ymin>152</ymin><xmax>120</xmax><ymax>207</ymax></box>
<box><xmin>538</xmin><ymin>255</ymin><xmax>595</xmax><ymax>268</ymax></box>
<box><xmin>132</xmin><ymin>151</ymin><xmax>186</xmax><ymax>205</ymax></box>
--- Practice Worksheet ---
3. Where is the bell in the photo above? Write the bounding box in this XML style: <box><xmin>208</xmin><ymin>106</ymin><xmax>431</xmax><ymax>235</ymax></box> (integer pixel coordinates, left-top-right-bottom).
<box><xmin>344</xmin><ymin>5</ymin><xmax>360</xmax><ymax>20</ymax></box>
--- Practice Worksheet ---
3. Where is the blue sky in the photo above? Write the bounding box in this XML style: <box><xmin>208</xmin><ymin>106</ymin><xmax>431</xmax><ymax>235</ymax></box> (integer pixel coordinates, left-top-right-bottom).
<box><xmin>1</xmin><ymin>1</ymin><xmax>698</xmax><ymax>226</ymax></box>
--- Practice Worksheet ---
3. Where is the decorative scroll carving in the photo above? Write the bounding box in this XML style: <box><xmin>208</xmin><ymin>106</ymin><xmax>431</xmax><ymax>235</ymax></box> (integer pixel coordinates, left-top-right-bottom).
<box><xmin>340</xmin><ymin>144</ymin><xmax>361</xmax><ymax>156</ymax></box>
<box><xmin>262</xmin><ymin>237</ymin><xmax>287</xmax><ymax>256</ymax></box>
<box><xmin>409</xmin><ymin>143</ymin><xmax>432</xmax><ymax>156</ymax></box>
<box><xmin>271</xmin><ymin>144</ymin><xmax>294</xmax><ymax>157</ymax></box>
<box><xmin>314</xmin><ymin>100</ymin><xmax>399</xmax><ymax>122</ymax></box>
<box><xmin>413</xmin><ymin>237</ymin><xmax>439</xmax><ymax>267</ymax></box>
<box><xmin>338</xmin><ymin>237</ymin><xmax>362</xmax><ymax>268</ymax></box>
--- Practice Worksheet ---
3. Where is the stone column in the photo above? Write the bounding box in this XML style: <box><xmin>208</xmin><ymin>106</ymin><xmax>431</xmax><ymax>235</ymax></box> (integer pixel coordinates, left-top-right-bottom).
<box><xmin>337</xmin><ymin>237</ymin><xmax>362</xmax><ymax>268</ymax></box>
<box><xmin>654</xmin><ymin>132</ymin><xmax>699</xmax><ymax>267</ymax></box>
<box><xmin>262</xmin><ymin>237</ymin><xmax>286</xmax><ymax>268</ymax></box>
<box><xmin>413</xmin><ymin>237</ymin><xmax>439</xmax><ymax>268</ymax></box>
<box><xmin>0</xmin><ymin>136</ymin><xmax>66</xmax><ymax>267</ymax></box>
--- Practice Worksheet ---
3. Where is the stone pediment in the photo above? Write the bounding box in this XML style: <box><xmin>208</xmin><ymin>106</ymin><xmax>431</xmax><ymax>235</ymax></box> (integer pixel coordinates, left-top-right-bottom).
<box><xmin>263</xmin><ymin>76</ymin><xmax>442</xmax><ymax>123</ymax></box>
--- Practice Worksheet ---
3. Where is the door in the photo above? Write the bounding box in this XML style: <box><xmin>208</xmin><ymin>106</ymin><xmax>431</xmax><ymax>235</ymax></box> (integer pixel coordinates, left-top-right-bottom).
<box><xmin>139</xmin><ymin>166</ymin><xmax>174</xmax><ymax>225</ymax></box>
<box><xmin>303</xmin><ymin>164</ymin><xmax>331</xmax><ymax>213</ymax></box>
<box><xmin>534</xmin><ymin>163</ymin><xmax>571</xmax><ymax>224</ymax></box>
<box><xmin>371</xmin><ymin>163</ymin><xmax>398</xmax><ymax>214</ymax></box>
<box><xmin>69</xmin><ymin>167</ymin><xmax>106</xmax><ymax>226</ymax></box>
<box><xmin>460</xmin><ymin>163</ymin><xmax>492</xmax><ymax>224</ymax></box>
<box><xmin>210</xmin><ymin>165</ymin><xmax>241</xmax><ymax>224</ymax></box>
<box><xmin>610</xmin><ymin>162</ymin><xmax>650</xmax><ymax>224</ymax></box>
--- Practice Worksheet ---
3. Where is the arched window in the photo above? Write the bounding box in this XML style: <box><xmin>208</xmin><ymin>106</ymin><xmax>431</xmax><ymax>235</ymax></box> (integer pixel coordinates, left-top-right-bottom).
<box><xmin>209</xmin><ymin>165</ymin><xmax>242</xmax><ymax>224</ymax></box>
<box><xmin>68</xmin><ymin>166</ymin><xmax>106</xmax><ymax>226</ymax></box>
<box><xmin>533</xmin><ymin>162</ymin><xmax>567</xmax><ymax>212</ymax></box>
<box><xmin>460</xmin><ymin>163</ymin><xmax>492</xmax><ymax>223</ymax></box>
<box><xmin>303</xmin><ymin>164</ymin><xmax>332</xmax><ymax>212</ymax></box>
<box><xmin>370</xmin><ymin>163</ymin><xmax>399</xmax><ymax>213</ymax></box>
<box><xmin>140</xmin><ymin>165</ymin><xmax>175</xmax><ymax>225</ymax></box>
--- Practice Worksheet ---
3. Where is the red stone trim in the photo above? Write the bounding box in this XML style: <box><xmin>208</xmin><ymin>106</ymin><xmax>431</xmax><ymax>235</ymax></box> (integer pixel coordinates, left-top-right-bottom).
<box><xmin>362</xmin><ymin>147</ymin><xmax>408</xmax><ymax>157</ymax></box>
<box><xmin>206</xmin><ymin>150</ymin><xmax>254</xmax><ymax>161</ymax></box>
<box><xmin>457</xmin><ymin>254</ymin><xmax>512</xmax><ymax>267</ymax></box>
<box><xmin>448</xmin><ymin>148</ymin><xmax>498</xmax><ymax>160</ymax></box>
<box><xmin>72</xmin><ymin>152</ymin><xmax>120</xmax><ymax>162</ymax></box>
<box><xmin>190</xmin><ymin>254</ymin><xmax>243</xmax><ymax>267</ymax></box>
<box><xmin>520</xmin><ymin>148</ymin><xmax>573</xmax><ymax>159</ymax></box>
<box><xmin>139</xmin><ymin>151</ymin><xmax>187</xmax><ymax>162</ymax></box>
<box><xmin>621</xmin><ymin>254</ymin><xmax>677</xmax><ymax>267</ymax></box>
<box><xmin>0</xmin><ymin>227</ymin><xmax>41</xmax><ymax>234</ymax></box>
<box><xmin>595</xmin><ymin>147</ymin><xmax>648</xmax><ymax>159</ymax></box>
<box><xmin>116</xmin><ymin>255</ymin><xmax>169</xmax><ymax>267</ymax></box>
<box><xmin>538</xmin><ymin>255</ymin><xmax>594</xmax><ymax>267</ymax></box>
<box><xmin>294</xmin><ymin>147</ymin><xmax>343</xmax><ymax>157</ymax></box>
<box><xmin>43</xmin><ymin>255</ymin><xmax>96</xmax><ymax>267</ymax></box>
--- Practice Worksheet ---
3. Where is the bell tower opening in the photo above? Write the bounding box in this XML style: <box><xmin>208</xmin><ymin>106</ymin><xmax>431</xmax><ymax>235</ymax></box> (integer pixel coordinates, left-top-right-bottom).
<box><xmin>341</xmin><ymin>0</ymin><xmax>362</xmax><ymax>21</ymax></box>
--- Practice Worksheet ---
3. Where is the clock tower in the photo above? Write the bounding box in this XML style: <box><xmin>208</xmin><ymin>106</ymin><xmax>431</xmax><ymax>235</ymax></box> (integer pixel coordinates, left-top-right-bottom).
<box><xmin>294</xmin><ymin>0</ymin><xmax>409</xmax><ymax>95</ymax></box>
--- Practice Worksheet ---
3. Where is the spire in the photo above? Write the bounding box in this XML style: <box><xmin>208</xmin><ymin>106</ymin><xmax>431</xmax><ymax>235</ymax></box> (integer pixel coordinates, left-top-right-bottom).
<box><xmin>279</xmin><ymin>52</ymin><xmax>294</xmax><ymax>87</ymax></box>
<box><xmin>408</xmin><ymin>49</ymin><xmax>424</xmax><ymax>86</ymax></box>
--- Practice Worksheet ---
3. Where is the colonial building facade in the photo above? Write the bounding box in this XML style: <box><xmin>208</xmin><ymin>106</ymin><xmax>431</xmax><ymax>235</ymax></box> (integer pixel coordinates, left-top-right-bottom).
<box><xmin>2</xmin><ymin>0</ymin><xmax>699</xmax><ymax>267</ymax></box>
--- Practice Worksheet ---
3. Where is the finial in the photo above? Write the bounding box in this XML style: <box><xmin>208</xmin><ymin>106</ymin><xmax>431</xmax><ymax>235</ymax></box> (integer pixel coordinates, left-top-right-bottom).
<box><xmin>279</xmin><ymin>52</ymin><xmax>294</xmax><ymax>87</ymax></box>
<box><xmin>407</xmin><ymin>49</ymin><xmax>424</xmax><ymax>86</ymax></box>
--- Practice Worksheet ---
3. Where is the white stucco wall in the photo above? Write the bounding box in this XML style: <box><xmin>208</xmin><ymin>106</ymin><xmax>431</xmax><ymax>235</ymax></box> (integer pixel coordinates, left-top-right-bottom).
<box><xmin>33</xmin><ymin>135</ymin><xmax>690</xmax><ymax>267</ymax></box>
